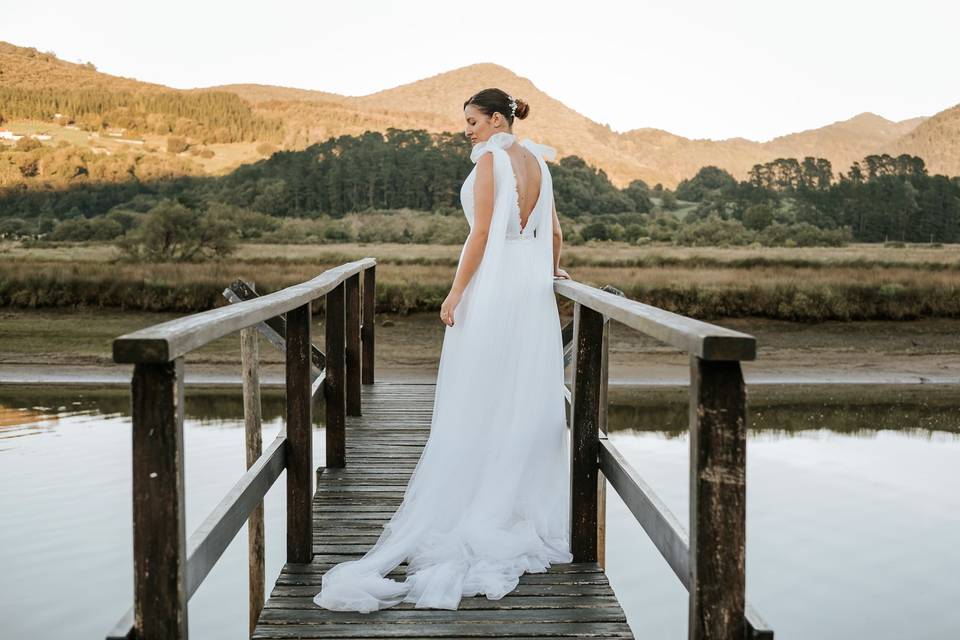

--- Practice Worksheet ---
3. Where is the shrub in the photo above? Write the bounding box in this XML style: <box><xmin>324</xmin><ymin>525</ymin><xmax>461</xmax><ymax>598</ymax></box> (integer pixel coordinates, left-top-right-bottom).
<box><xmin>675</xmin><ymin>214</ymin><xmax>753</xmax><ymax>246</ymax></box>
<box><xmin>581</xmin><ymin>221</ymin><xmax>614</xmax><ymax>241</ymax></box>
<box><xmin>48</xmin><ymin>216</ymin><xmax>125</xmax><ymax>241</ymax></box>
<box><xmin>256</xmin><ymin>142</ymin><xmax>277</xmax><ymax>156</ymax></box>
<box><xmin>118</xmin><ymin>199</ymin><xmax>236</xmax><ymax>261</ymax></box>
<box><xmin>166</xmin><ymin>136</ymin><xmax>189</xmax><ymax>153</ymax></box>
<box><xmin>15</xmin><ymin>137</ymin><xmax>42</xmax><ymax>152</ymax></box>
<box><xmin>742</xmin><ymin>204</ymin><xmax>774</xmax><ymax>230</ymax></box>
<box><xmin>756</xmin><ymin>222</ymin><xmax>851</xmax><ymax>247</ymax></box>
<box><xmin>0</xmin><ymin>217</ymin><xmax>28</xmax><ymax>238</ymax></box>
<box><xmin>659</xmin><ymin>191</ymin><xmax>679</xmax><ymax>210</ymax></box>
<box><xmin>205</xmin><ymin>202</ymin><xmax>280</xmax><ymax>239</ymax></box>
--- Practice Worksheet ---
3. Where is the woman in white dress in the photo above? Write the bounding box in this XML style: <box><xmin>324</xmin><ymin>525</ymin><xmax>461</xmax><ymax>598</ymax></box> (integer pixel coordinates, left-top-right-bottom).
<box><xmin>314</xmin><ymin>88</ymin><xmax>573</xmax><ymax>613</ymax></box>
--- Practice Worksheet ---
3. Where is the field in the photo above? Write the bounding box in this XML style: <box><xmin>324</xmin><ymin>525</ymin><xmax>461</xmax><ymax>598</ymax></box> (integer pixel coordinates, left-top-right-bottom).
<box><xmin>1</xmin><ymin>240</ymin><xmax>958</xmax><ymax>321</ymax></box>
<box><xmin>1</xmin><ymin>118</ymin><xmax>266</xmax><ymax>174</ymax></box>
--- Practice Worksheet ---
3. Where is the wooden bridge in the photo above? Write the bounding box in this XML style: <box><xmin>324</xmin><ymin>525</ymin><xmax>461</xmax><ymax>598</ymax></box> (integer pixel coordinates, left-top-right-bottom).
<box><xmin>105</xmin><ymin>258</ymin><xmax>774</xmax><ymax>639</ymax></box>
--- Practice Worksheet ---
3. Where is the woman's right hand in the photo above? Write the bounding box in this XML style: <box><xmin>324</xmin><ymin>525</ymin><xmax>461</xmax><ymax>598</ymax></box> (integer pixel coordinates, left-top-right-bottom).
<box><xmin>553</xmin><ymin>267</ymin><xmax>570</xmax><ymax>280</ymax></box>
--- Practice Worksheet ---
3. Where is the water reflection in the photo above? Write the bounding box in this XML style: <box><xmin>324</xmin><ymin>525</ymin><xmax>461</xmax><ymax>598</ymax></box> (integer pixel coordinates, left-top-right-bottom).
<box><xmin>0</xmin><ymin>386</ymin><xmax>312</xmax><ymax>430</ymax></box>
<box><xmin>606</xmin><ymin>384</ymin><xmax>960</xmax><ymax>437</ymax></box>
<box><xmin>0</xmin><ymin>406</ymin><xmax>59</xmax><ymax>446</ymax></box>
<box><xmin>0</xmin><ymin>384</ymin><xmax>958</xmax><ymax>640</ymax></box>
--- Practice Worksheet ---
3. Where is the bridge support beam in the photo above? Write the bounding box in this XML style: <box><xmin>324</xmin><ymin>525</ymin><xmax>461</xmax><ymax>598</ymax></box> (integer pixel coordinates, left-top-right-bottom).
<box><xmin>324</xmin><ymin>282</ymin><xmax>346</xmax><ymax>468</ymax></box>
<box><xmin>688</xmin><ymin>356</ymin><xmax>747</xmax><ymax>640</ymax></box>
<box><xmin>286</xmin><ymin>303</ymin><xmax>314</xmax><ymax>563</ymax></box>
<box><xmin>345</xmin><ymin>272</ymin><xmax>362</xmax><ymax>415</ymax></box>
<box><xmin>362</xmin><ymin>265</ymin><xmax>376</xmax><ymax>385</ymax></box>
<box><xmin>570</xmin><ymin>302</ymin><xmax>604</xmax><ymax>562</ymax></box>
<box><xmin>132</xmin><ymin>358</ymin><xmax>188</xmax><ymax>639</ymax></box>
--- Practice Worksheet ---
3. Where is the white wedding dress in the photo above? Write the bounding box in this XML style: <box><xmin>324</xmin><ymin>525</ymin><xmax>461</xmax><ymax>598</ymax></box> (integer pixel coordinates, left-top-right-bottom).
<box><xmin>313</xmin><ymin>131</ymin><xmax>573</xmax><ymax>612</ymax></box>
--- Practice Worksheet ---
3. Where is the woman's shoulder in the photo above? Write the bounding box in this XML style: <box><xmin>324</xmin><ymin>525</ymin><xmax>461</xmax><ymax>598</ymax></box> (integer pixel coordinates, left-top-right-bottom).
<box><xmin>470</xmin><ymin>132</ymin><xmax>514</xmax><ymax>163</ymax></box>
<box><xmin>519</xmin><ymin>138</ymin><xmax>557</xmax><ymax>162</ymax></box>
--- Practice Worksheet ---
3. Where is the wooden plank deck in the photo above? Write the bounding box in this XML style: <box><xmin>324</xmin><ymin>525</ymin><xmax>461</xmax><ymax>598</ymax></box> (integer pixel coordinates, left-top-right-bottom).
<box><xmin>252</xmin><ymin>381</ymin><xmax>635</xmax><ymax>639</ymax></box>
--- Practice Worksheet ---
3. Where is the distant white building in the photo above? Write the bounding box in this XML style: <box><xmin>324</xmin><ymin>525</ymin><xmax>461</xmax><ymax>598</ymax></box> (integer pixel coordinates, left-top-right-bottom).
<box><xmin>0</xmin><ymin>130</ymin><xmax>23</xmax><ymax>141</ymax></box>
<box><xmin>32</xmin><ymin>133</ymin><xmax>52</xmax><ymax>141</ymax></box>
<box><xmin>114</xmin><ymin>138</ymin><xmax>145</xmax><ymax>145</ymax></box>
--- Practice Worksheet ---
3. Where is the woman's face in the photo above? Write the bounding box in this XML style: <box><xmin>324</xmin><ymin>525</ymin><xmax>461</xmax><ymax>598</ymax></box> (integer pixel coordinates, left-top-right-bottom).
<box><xmin>464</xmin><ymin>104</ymin><xmax>506</xmax><ymax>144</ymax></box>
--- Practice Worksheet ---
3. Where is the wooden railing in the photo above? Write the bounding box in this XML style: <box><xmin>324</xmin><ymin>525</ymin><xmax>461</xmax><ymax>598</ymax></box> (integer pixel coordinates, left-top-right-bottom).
<box><xmin>555</xmin><ymin>280</ymin><xmax>775</xmax><ymax>639</ymax></box>
<box><xmin>105</xmin><ymin>257</ymin><xmax>772</xmax><ymax>640</ymax></box>
<box><xmin>105</xmin><ymin>259</ymin><xmax>376</xmax><ymax>640</ymax></box>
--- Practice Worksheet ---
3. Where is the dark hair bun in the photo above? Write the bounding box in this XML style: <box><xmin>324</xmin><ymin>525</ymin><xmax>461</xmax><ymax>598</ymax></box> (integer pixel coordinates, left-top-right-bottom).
<box><xmin>513</xmin><ymin>98</ymin><xmax>530</xmax><ymax>120</ymax></box>
<box><xmin>462</xmin><ymin>88</ymin><xmax>531</xmax><ymax>124</ymax></box>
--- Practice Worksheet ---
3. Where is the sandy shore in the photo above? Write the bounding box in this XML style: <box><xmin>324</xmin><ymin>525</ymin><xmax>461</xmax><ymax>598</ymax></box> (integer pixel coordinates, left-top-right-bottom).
<box><xmin>1</xmin><ymin>311</ymin><xmax>958</xmax><ymax>386</ymax></box>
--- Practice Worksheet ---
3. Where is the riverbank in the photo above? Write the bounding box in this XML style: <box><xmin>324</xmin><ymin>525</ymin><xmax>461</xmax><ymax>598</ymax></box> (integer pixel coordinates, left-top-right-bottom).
<box><xmin>1</xmin><ymin>308</ymin><xmax>958</xmax><ymax>386</ymax></box>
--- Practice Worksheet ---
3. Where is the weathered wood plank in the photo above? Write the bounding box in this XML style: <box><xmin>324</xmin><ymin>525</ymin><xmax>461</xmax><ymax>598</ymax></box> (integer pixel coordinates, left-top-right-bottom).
<box><xmin>271</xmin><ymin>584</ymin><xmax>616</xmax><ymax>599</ymax></box>
<box><xmin>263</xmin><ymin>595</ymin><xmax>620</xmax><ymax>610</ymax></box>
<box><xmin>252</xmin><ymin>622</ymin><xmax>634</xmax><ymax>638</ymax></box>
<box><xmin>257</xmin><ymin>607</ymin><xmax>626</xmax><ymax>624</ymax></box>
<box><xmin>277</xmin><ymin>572</ymin><xmax>610</xmax><ymax>590</ymax></box>
<box><xmin>282</xmin><ymin>563</ymin><xmax>605</xmax><ymax>575</ymax></box>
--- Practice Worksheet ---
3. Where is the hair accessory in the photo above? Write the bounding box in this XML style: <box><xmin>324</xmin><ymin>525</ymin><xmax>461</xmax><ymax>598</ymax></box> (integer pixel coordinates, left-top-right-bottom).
<box><xmin>507</xmin><ymin>95</ymin><xmax>517</xmax><ymax>118</ymax></box>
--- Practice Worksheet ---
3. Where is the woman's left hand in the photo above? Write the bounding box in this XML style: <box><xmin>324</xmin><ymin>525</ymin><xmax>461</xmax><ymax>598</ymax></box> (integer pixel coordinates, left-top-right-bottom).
<box><xmin>440</xmin><ymin>288</ymin><xmax>462</xmax><ymax>326</ymax></box>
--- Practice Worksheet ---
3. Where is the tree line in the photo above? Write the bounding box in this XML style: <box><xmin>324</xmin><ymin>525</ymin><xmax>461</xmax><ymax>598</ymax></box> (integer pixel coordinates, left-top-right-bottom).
<box><xmin>0</xmin><ymin>128</ymin><xmax>649</xmax><ymax>220</ymax></box>
<box><xmin>0</xmin><ymin>87</ymin><xmax>284</xmax><ymax>143</ymax></box>
<box><xmin>676</xmin><ymin>154</ymin><xmax>960</xmax><ymax>243</ymax></box>
<box><xmin>1</xmin><ymin>128</ymin><xmax>958</xmax><ymax>246</ymax></box>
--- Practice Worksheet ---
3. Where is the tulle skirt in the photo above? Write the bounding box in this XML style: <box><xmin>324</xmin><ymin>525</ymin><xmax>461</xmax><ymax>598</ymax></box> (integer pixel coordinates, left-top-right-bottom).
<box><xmin>313</xmin><ymin>238</ymin><xmax>573</xmax><ymax>612</ymax></box>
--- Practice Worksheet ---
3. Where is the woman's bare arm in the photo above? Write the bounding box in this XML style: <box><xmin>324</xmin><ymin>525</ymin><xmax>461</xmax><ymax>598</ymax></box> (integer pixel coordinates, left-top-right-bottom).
<box><xmin>450</xmin><ymin>153</ymin><xmax>494</xmax><ymax>294</ymax></box>
<box><xmin>551</xmin><ymin>199</ymin><xmax>563</xmax><ymax>272</ymax></box>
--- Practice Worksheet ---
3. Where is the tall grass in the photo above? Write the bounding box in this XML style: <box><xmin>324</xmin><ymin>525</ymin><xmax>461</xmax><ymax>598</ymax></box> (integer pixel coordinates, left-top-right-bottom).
<box><xmin>1</xmin><ymin>241</ymin><xmax>958</xmax><ymax>320</ymax></box>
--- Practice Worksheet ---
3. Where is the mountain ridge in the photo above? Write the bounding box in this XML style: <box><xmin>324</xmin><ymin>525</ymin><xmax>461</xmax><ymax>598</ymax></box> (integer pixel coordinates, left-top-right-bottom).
<box><xmin>1</xmin><ymin>41</ymin><xmax>952</xmax><ymax>186</ymax></box>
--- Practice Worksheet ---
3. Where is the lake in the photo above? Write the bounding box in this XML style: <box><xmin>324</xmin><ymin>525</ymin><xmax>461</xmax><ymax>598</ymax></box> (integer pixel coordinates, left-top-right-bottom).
<box><xmin>1</xmin><ymin>384</ymin><xmax>958</xmax><ymax>639</ymax></box>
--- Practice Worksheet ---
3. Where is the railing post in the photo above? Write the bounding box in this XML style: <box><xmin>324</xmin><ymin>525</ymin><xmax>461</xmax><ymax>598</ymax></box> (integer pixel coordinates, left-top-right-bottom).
<box><xmin>597</xmin><ymin>317</ymin><xmax>610</xmax><ymax>570</ymax></box>
<box><xmin>570</xmin><ymin>301</ymin><xmax>604</xmax><ymax>562</ymax></box>
<box><xmin>286</xmin><ymin>303</ymin><xmax>313</xmax><ymax>563</ymax></box>
<box><xmin>132</xmin><ymin>357</ymin><xmax>188</xmax><ymax>639</ymax></box>
<box><xmin>362</xmin><ymin>265</ymin><xmax>376</xmax><ymax>385</ymax></box>
<box><xmin>345</xmin><ymin>272</ymin><xmax>362</xmax><ymax>415</ymax></box>
<box><xmin>325</xmin><ymin>282</ymin><xmax>346</xmax><ymax>467</ymax></box>
<box><xmin>688</xmin><ymin>355</ymin><xmax>747</xmax><ymax>640</ymax></box>
<box><xmin>240</xmin><ymin>325</ymin><xmax>265</xmax><ymax>635</ymax></box>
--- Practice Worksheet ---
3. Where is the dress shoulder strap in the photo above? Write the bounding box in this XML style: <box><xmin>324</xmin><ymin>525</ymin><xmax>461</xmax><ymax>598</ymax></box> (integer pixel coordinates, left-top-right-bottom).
<box><xmin>518</xmin><ymin>138</ymin><xmax>557</xmax><ymax>162</ymax></box>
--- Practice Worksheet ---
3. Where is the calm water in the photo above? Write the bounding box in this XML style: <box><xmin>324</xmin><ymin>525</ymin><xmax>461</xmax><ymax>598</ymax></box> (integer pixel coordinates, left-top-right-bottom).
<box><xmin>1</xmin><ymin>385</ymin><xmax>958</xmax><ymax>639</ymax></box>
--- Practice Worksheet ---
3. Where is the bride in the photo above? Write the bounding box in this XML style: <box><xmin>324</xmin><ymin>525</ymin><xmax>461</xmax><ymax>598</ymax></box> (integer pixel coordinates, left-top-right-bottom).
<box><xmin>313</xmin><ymin>88</ymin><xmax>574</xmax><ymax>612</ymax></box>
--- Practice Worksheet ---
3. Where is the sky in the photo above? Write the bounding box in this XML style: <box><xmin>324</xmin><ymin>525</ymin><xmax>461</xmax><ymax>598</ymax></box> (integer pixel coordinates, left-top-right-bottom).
<box><xmin>2</xmin><ymin>0</ymin><xmax>957</xmax><ymax>142</ymax></box>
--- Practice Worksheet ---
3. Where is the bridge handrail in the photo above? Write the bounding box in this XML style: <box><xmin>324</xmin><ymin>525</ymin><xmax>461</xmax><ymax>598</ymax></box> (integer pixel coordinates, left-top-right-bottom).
<box><xmin>106</xmin><ymin>260</ymin><xmax>375</xmax><ymax>639</ymax></box>
<box><xmin>553</xmin><ymin>279</ymin><xmax>755</xmax><ymax>361</ymax></box>
<box><xmin>113</xmin><ymin>258</ymin><xmax>375</xmax><ymax>363</ymax></box>
<box><xmin>555</xmin><ymin>278</ymin><xmax>772</xmax><ymax>638</ymax></box>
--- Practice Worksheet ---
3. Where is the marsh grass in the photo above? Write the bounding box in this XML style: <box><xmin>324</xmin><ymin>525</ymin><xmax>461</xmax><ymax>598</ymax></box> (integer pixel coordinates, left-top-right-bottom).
<box><xmin>1</xmin><ymin>241</ymin><xmax>958</xmax><ymax>319</ymax></box>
